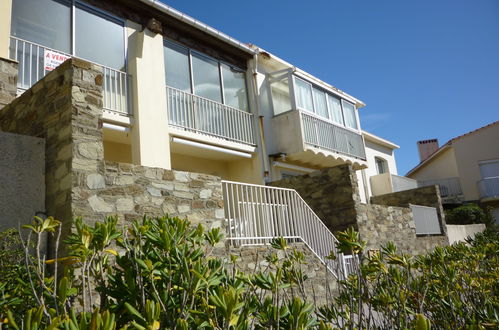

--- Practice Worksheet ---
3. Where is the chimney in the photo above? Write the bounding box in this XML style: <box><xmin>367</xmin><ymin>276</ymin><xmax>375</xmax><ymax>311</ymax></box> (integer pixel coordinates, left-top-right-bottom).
<box><xmin>417</xmin><ymin>139</ymin><xmax>439</xmax><ymax>162</ymax></box>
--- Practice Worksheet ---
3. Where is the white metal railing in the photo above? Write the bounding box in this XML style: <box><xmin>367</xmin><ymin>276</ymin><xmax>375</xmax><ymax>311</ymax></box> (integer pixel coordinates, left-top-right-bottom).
<box><xmin>478</xmin><ymin>177</ymin><xmax>499</xmax><ymax>199</ymax></box>
<box><xmin>9</xmin><ymin>36</ymin><xmax>132</xmax><ymax>116</ymax></box>
<box><xmin>342</xmin><ymin>255</ymin><xmax>358</xmax><ymax>277</ymax></box>
<box><xmin>418</xmin><ymin>177</ymin><xmax>462</xmax><ymax>197</ymax></box>
<box><xmin>222</xmin><ymin>180</ymin><xmax>348</xmax><ymax>278</ymax></box>
<box><xmin>167</xmin><ymin>86</ymin><xmax>255</xmax><ymax>145</ymax></box>
<box><xmin>300</xmin><ymin>111</ymin><xmax>366</xmax><ymax>160</ymax></box>
<box><xmin>410</xmin><ymin>204</ymin><xmax>442</xmax><ymax>235</ymax></box>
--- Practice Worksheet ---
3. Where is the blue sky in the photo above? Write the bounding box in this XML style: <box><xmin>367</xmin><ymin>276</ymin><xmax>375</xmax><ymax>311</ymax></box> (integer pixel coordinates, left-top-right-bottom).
<box><xmin>162</xmin><ymin>0</ymin><xmax>499</xmax><ymax>174</ymax></box>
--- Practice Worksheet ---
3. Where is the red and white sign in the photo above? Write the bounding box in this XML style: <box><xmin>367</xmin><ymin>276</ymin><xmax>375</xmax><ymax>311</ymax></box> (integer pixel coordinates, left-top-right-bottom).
<box><xmin>44</xmin><ymin>50</ymin><xmax>70</xmax><ymax>71</ymax></box>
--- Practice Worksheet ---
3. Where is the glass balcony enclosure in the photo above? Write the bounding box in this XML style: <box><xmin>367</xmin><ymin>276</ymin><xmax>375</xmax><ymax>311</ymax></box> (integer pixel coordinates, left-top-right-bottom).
<box><xmin>268</xmin><ymin>69</ymin><xmax>365</xmax><ymax>160</ymax></box>
<box><xmin>9</xmin><ymin>0</ymin><xmax>130</xmax><ymax>115</ymax></box>
<box><xmin>164</xmin><ymin>40</ymin><xmax>255</xmax><ymax>145</ymax></box>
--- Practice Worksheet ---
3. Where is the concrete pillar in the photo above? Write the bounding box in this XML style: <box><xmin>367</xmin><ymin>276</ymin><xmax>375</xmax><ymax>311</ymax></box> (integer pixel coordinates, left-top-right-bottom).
<box><xmin>0</xmin><ymin>0</ymin><xmax>12</xmax><ymax>59</ymax></box>
<box><xmin>127</xmin><ymin>21</ymin><xmax>171</xmax><ymax>169</ymax></box>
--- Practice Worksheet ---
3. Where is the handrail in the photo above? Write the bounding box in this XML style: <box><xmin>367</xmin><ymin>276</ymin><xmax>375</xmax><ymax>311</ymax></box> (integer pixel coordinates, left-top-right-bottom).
<box><xmin>166</xmin><ymin>86</ymin><xmax>255</xmax><ymax>145</ymax></box>
<box><xmin>9</xmin><ymin>36</ymin><xmax>132</xmax><ymax>116</ymax></box>
<box><xmin>222</xmin><ymin>180</ymin><xmax>348</xmax><ymax>278</ymax></box>
<box><xmin>478</xmin><ymin>177</ymin><xmax>499</xmax><ymax>199</ymax></box>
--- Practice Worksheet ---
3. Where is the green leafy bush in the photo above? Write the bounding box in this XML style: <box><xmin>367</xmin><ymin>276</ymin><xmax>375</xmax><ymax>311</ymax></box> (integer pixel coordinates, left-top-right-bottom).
<box><xmin>445</xmin><ymin>203</ymin><xmax>491</xmax><ymax>224</ymax></box>
<box><xmin>0</xmin><ymin>215</ymin><xmax>497</xmax><ymax>329</ymax></box>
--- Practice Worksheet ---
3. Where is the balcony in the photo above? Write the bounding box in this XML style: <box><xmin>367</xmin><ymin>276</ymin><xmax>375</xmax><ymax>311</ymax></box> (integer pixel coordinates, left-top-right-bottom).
<box><xmin>418</xmin><ymin>177</ymin><xmax>463</xmax><ymax>201</ymax></box>
<box><xmin>478</xmin><ymin>177</ymin><xmax>499</xmax><ymax>201</ymax></box>
<box><xmin>268</xmin><ymin>69</ymin><xmax>366</xmax><ymax>168</ymax></box>
<box><xmin>166</xmin><ymin>86</ymin><xmax>255</xmax><ymax>147</ymax></box>
<box><xmin>9</xmin><ymin>37</ymin><xmax>132</xmax><ymax>119</ymax></box>
<box><xmin>370</xmin><ymin>173</ymin><xmax>418</xmax><ymax>196</ymax></box>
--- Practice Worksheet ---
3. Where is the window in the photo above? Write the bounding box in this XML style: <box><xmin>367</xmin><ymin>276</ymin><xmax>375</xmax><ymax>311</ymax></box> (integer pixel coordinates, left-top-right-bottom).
<box><xmin>342</xmin><ymin>100</ymin><xmax>358</xmax><ymax>129</ymax></box>
<box><xmin>75</xmin><ymin>4</ymin><xmax>125</xmax><ymax>70</ymax></box>
<box><xmin>312</xmin><ymin>88</ymin><xmax>328</xmax><ymax>119</ymax></box>
<box><xmin>269</xmin><ymin>73</ymin><xmax>291</xmax><ymax>115</ymax></box>
<box><xmin>192</xmin><ymin>53</ymin><xmax>222</xmax><ymax>103</ymax></box>
<box><xmin>11</xmin><ymin>0</ymin><xmax>71</xmax><ymax>53</ymax></box>
<box><xmin>222</xmin><ymin>64</ymin><xmax>248</xmax><ymax>111</ymax></box>
<box><xmin>479</xmin><ymin>160</ymin><xmax>499</xmax><ymax>179</ymax></box>
<box><xmin>295</xmin><ymin>78</ymin><xmax>313</xmax><ymax>111</ymax></box>
<box><xmin>328</xmin><ymin>95</ymin><xmax>344</xmax><ymax>125</ymax></box>
<box><xmin>293</xmin><ymin>75</ymin><xmax>360</xmax><ymax>131</ymax></box>
<box><xmin>163</xmin><ymin>40</ymin><xmax>249</xmax><ymax>111</ymax></box>
<box><xmin>375</xmin><ymin>157</ymin><xmax>388</xmax><ymax>174</ymax></box>
<box><xmin>164</xmin><ymin>41</ymin><xmax>191</xmax><ymax>92</ymax></box>
<box><xmin>11</xmin><ymin>0</ymin><xmax>125</xmax><ymax>70</ymax></box>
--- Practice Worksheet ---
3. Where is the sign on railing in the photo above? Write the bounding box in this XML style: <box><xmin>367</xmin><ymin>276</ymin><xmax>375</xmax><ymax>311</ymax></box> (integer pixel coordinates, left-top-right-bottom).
<box><xmin>301</xmin><ymin>112</ymin><xmax>366</xmax><ymax>160</ymax></box>
<box><xmin>410</xmin><ymin>204</ymin><xmax>441</xmax><ymax>235</ymax></box>
<box><xmin>222</xmin><ymin>180</ymin><xmax>349</xmax><ymax>278</ymax></box>
<box><xmin>166</xmin><ymin>86</ymin><xmax>255</xmax><ymax>145</ymax></box>
<box><xmin>9</xmin><ymin>37</ymin><xmax>132</xmax><ymax>116</ymax></box>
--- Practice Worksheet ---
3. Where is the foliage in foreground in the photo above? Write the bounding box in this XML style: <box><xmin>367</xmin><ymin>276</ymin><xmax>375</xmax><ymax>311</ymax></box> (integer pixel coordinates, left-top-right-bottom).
<box><xmin>0</xmin><ymin>215</ymin><xmax>497</xmax><ymax>329</ymax></box>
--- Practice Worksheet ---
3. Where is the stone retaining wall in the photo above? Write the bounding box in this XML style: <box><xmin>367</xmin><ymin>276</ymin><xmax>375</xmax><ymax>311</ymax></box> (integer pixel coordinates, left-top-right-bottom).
<box><xmin>271</xmin><ymin>165</ymin><xmax>449</xmax><ymax>255</ymax></box>
<box><xmin>0</xmin><ymin>57</ymin><xmax>17</xmax><ymax>110</ymax></box>
<box><xmin>229</xmin><ymin>243</ymin><xmax>337</xmax><ymax>306</ymax></box>
<box><xmin>269</xmin><ymin>166</ymin><xmax>359</xmax><ymax>232</ymax></box>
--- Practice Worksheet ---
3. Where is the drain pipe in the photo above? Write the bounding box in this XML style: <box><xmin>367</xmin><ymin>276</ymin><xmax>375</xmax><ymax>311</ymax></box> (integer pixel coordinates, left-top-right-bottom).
<box><xmin>250</xmin><ymin>50</ymin><xmax>271</xmax><ymax>182</ymax></box>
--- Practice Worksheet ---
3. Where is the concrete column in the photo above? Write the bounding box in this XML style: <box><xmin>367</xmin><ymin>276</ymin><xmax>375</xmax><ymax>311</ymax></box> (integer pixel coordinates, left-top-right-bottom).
<box><xmin>127</xmin><ymin>21</ymin><xmax>171</xmax><ymax>169</ymax></box>
<box><xmin>0</xmin><ymin>0</ymin><xmax>12</xmax><ymax>59</ymax></box>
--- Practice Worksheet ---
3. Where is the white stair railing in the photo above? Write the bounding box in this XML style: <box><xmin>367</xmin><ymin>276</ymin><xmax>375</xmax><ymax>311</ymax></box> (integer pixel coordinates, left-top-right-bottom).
<box><xmin>222</xmin><ymin>180</ymin><xmax>349</xmax><ymax>278</ymax></box>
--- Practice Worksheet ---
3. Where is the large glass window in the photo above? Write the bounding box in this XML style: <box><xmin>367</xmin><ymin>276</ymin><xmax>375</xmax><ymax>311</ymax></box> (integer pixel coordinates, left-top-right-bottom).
<box><xmin>312</xmin><ymin>88</ymin><xmax>328</xmax><ymax>119</ymax></box>
<box><xmin>293</xmin><ymin>75</ymin><xmax>360</xmax><ymax>131</ymax></box>
<box><xmin>11</xmin><ymin>0</ymin><xmax>125</xmax><ymax>69</ymax></box>
<box><xmin>328</xmin><ymin>95</ymin><xmax>344</xmax><ymax>125</ymax></box>
<box><xmin>11</xmin><ymin>0</ymin><xmax>71</xmax><ymax>53</ymax></box>
<box><xmin>222</xmin><ymin>64</ymin><xmax>248</xmax><ymax>111</ymax></box>
<box><xmin>164</xmin><ymin>42</ymin><xmax>191</xmax><ymax>92</ymax></box>
<box><xmin>342</xmin><ymin>101</ymin><xmax>358</xmax><ymax>129</ymax></box>
<box><xmin>163</xmin><ymin>40</ymin><xmax>249</xmax><ymax>111</ymax></box>
<box><xmin>295</xmin><ymin>78</ymin><xmax>313</xmax><ymax>111</ymax></box>
<box><xmin>75</xmin><ymin>5</ymin><xmax>125</xmax><ymax>70</ymax></box>
<box><xmin>192</xmin><ymin>53</ymin><xmax>222</xmax><ymax>103</ymax></box>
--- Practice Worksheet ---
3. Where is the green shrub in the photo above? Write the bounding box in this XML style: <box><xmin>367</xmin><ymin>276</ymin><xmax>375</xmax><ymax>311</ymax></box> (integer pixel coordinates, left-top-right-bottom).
<box><xmin>1</xmin><ymin>215</ymin><xmax>497</xmax><ymax>329</ymax></box>
<box><xmin>445</xmin><ymin>203</ymin><xmax>491</xmax><ymax>225</ymax></box>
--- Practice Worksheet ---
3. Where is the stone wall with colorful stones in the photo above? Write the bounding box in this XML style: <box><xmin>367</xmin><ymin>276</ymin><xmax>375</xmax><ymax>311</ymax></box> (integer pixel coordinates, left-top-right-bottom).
<box><xmin>0</xmin><ymin>57</ymin><xmax>17</xmax><ymax>110</ymax></box>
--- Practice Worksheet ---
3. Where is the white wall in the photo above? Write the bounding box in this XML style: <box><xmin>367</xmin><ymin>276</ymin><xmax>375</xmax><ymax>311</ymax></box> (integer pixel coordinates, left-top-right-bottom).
<box><xmin>446</xmin><ymin>224</ymin><xmax>486</xmax><ymax>245</ymax></box>
<box><xmin>362</xmin><ymin>139</ymin><xmax>398</xmax><ymax>199</ymax></box>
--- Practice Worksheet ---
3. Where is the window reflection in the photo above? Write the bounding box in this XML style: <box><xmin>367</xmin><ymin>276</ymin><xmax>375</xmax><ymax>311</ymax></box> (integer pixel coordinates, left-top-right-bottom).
<box><xmin>222</xmin><ymin>64</ymin><xmax>248</xmax><ymax>111</ymax></box>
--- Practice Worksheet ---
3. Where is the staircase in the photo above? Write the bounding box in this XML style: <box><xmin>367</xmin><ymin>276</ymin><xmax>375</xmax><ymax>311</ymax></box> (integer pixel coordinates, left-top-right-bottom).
<box><xmin>222</xmin><ymin>180</ymin><xmax>351</xmax><ymax>279</ymax></box>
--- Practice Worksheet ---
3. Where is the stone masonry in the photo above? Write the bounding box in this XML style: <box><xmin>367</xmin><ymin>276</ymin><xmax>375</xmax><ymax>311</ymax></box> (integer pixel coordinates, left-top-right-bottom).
<box><xmin>229</xmin><ymin>243</ymin><xmax>337</xmax><ymax>306</ymax></box>
<box><xmin>0</xmin><ymin>57</ymin><xmax>18</xmax><ymax>110</ymax></box>
<box><xmin>271</xmin><ymin>165</ymin><xmax>449</xmax><ymax>256</ymax></box>
<box><xmin>269</xmin><ymin>166</ymin><xmax>358</xmax><ymax>232</ymax></box>
<box><xmin>0</xmin><ymin>58</ymin><xmax>224</xmax><ymax>253</ymax></box>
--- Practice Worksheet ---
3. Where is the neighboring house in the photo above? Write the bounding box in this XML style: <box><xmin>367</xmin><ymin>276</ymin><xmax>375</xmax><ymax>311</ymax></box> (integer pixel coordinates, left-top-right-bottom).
<box><xmin>0</xmin><ymin>0</ymin><xmax>449</xmax><ymax>269</ymax></box>
<box><xmin>406</xmin><ymin>121</ymin><xmax>499</xmax><ymax>222</ymax></box>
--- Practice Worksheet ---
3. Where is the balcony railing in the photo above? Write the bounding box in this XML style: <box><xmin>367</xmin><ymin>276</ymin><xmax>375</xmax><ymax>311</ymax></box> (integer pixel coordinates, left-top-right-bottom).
<box><xmin>300</xmin><ymin>111</ymin><xmax>366</xmax><ymax>160</ymax></box>
<box><xmin>222</xmin><ymin>180</ymin><xmax>350</xmax><ymax>278</ymax></box>
<box><xmin>9</xmin><ymin>37</ymin><xmax>132</xmax><ymax>116</ymax></box>
<box><xmin>410</xmin><ymin>204</ymin><xmax>442</xmax><ymax>235</ymax></box>
<box><xmin>166</xmin><ymin>86</ymin><xmax>255</xmax><ymax>145</ymax></box>
<box><xmin>478</xmin><ymin>177</ymin><xmax>499</xmax><ymax>200</ymax></box>
<box><xmin>418</xmin><ymin>177</ymin><xmax>462</xmax><ymax>197</ymax></box>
